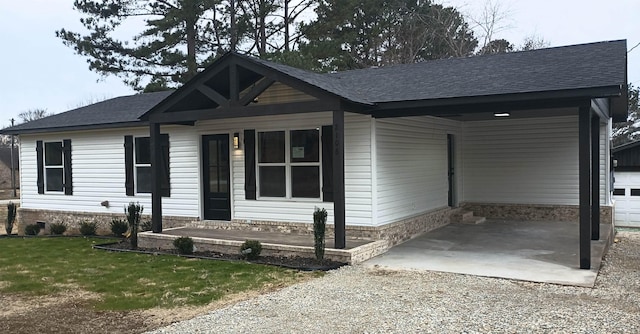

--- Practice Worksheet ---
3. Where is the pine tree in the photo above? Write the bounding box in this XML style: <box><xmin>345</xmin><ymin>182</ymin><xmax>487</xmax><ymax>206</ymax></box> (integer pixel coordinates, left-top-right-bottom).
<box><xmin>612</xmin><ymin>85</ymin><xmax>640</xmax><ymax>147</ymax></box>
<box><xmin>57</xmin><ymin>0</ymin><xmax>233</xmax><ymax>91</ymax></box>
<box><xmin>293</xmin><ymin>0</ymin><xmax>478</xmax><ymax>72</ymax></box>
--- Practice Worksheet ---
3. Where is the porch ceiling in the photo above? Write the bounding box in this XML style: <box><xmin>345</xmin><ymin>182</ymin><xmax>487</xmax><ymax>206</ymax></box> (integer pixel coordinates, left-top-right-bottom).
<box><xmin>436</xmin><ymin>106</ymin><xmax>577</xmax><ymax>121</ymax></box>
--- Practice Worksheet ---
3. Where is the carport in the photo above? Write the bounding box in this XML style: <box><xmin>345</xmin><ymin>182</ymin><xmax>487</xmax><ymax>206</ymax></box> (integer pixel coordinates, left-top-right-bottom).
<box><xmin>366</xmin><ymin>41</ymin><xmax>627</xmax><ymax>270</ymax></box>
<box><xmin>365</xmin><ymin>219</ymin><xmax>613</xmax><ymax>287</ymax></box>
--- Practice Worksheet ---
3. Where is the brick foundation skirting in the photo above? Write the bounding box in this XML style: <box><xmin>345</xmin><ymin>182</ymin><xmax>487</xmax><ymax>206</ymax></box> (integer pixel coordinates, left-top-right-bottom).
<box><xmin>16</xmin><ymin>208</ymin><xmax>193</xmax><ymax>236</ymax></box>
<box><xmin>188</xmin><ymin>207</ymin><xmax>454</xmax><ymax>246</ymax></box>
<box><xmin>461</xmin><ymin>203</ymin><xmax>614</xmax><ymax>225</ymax></box>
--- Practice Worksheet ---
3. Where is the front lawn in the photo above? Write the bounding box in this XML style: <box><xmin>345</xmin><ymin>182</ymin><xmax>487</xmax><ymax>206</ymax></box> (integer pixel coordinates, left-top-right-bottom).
<box><xmin>0</xmin><ymin>237</ymin><xmax>310</xmax><ymax>310</ymax></box>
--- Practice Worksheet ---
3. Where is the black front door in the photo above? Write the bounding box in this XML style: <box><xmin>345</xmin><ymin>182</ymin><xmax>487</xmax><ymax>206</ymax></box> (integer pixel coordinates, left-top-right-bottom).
<box><xmin>203</xmin><ymin>134</ymin><xmax>231</xmax><ymax>220</ymax></box>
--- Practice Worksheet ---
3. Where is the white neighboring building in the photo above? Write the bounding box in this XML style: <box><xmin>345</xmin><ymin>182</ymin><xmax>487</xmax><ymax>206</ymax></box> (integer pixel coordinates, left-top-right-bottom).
<box><xmin>613</xmin><ymin>140</ymin><xmax>640</xmax><ymax>227</ymax></box>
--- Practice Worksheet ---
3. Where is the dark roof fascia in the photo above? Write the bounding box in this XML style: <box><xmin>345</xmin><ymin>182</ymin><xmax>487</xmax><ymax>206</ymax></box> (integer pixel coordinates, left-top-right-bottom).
<box><xmin>612</xmin><ymin>52</ymin><xmax>630</xmax><ymax>122</ymax></box>
<box><xmin>613</xmin><ymin>140</ymin><xmax>640</xmax><ymax>153</ymax></box>
<box><xmin>371</xmin><ymin>86</ymin><xmax>621</xmax><ymax>118</ymax></box>
<box><xmin>1</xmin><ymin>121</ymin><xmax>149</xmax><ymax>136</ymax></box>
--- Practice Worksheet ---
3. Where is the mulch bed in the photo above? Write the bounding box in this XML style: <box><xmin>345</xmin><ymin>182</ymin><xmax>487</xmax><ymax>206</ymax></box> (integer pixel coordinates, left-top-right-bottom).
<box><xmin>95</xmin><ymin>240</ymin><xmax>347</xmax><ymax>271</ymax></box>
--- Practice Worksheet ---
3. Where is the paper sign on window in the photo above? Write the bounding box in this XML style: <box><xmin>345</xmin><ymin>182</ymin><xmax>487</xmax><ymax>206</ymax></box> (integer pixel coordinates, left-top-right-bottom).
<box><xmin>292</xmin><ymin>147</ymin><xmax>305</xmax><ymax>158</ymax></box>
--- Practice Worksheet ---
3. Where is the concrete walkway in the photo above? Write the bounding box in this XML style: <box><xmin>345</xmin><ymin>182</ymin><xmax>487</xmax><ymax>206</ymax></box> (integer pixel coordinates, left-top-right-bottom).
<box><xmin>364</xmin><ymin>219</ymin><xmax>611</xmax><ymax>287</ymax></box>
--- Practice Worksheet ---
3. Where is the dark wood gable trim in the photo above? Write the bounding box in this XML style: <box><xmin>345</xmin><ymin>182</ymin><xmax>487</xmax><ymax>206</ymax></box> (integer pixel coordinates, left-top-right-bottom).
<box><xmin>233</xmin><ymin>58</ymin><xmax>342</xmax><ymax>103</ymax></box>
<box><xmin>197</xmin><ymin>85</ymin><xmax>229</xmax><ymax>107</ymax></box>
<box><xmin>150</xmin><ymin>100</ymin><xmax>340</xmax><ymax>123</ymax></box>
<box><xmin>142</xmin><ymin>53</ymin><xmax>348</xmax><ymax>124</ymax></box>
<box><xmin>239</xmin><ymin>78</ymin><xmax>275</xmax><ymax>106</ymax></box>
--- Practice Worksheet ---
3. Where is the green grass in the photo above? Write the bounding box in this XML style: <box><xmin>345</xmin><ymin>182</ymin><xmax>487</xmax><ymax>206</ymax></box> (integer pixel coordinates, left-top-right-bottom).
<box><xmin>0</xmin><ymin>237</ymin><xmax>306</xmax><ymax>310</ymax></box>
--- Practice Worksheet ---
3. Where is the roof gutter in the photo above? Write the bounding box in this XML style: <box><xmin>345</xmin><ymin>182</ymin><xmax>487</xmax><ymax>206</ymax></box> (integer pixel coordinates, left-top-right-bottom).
<box><xmin>0</xmin><ymin>121</ymin><xmax>149</xmax><ymax>136</ymax></box>
<box><xmin>374</xmin><ymin>85</ymin><xmax>624</xmax><ymax>112</ymax></box>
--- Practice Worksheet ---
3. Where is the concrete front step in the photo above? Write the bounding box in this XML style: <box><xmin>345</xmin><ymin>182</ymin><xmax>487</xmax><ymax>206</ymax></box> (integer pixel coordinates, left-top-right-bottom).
<box><xmin>461</xmin><ymin>216</ymin><xmax>486</xmax><ymax>224</ymax></box>
<box><xmin>452</xmin><ymin>210</ymin><xmax>486</xmax><ymax>224</ymax></box>
<box><xmin>138</xmin><ymin>227</ymin><xmax>390</xmax><ymax>264</ymax></box>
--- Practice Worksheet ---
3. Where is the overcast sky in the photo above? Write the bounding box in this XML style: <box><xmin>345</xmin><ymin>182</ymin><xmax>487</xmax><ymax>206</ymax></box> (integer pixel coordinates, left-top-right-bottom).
<box><xmin>1</xmin><ymin>0</ymin><xmax>638</xmax><ymax>129</ymax></box>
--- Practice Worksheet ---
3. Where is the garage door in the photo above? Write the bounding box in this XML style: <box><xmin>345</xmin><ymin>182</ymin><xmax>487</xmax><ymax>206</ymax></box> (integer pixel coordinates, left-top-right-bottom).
<box><xmin>613</xmin><ymin>171</ymin><xmax>640</xmax><ymax>227</ymax></box>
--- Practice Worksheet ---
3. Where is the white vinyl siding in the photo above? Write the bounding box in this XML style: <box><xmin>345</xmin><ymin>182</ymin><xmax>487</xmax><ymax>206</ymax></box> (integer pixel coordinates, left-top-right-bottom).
<box><xmin>462</xmin><ymin>115</ymin><xmax>607</xmax><ymax>206</ymax></box>
<box><xmin>197</xmin><ymin>112</ymin><xmax>373</xmax><ymax>225</ymax></box>
<box><xmin>375</xmin><ymin>116</ymin><xmax>462</xmax><ymax>226</ymax></box>
<box><xmin>20</xmin><ymin>126</ymin><xmax>200</xmax><ymax>217</ymax></box>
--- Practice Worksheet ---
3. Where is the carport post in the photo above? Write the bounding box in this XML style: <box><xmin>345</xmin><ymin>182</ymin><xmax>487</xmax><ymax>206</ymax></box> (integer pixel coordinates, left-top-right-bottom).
<box><xmin>150</xmin><ymin>122</ymin><xmax>163</xmax><ymax>233</ymax></box>
<box><xmin>333</xmin><ymin>110</ymin><xmax>346</xmax><ymax>249</ymax></box>
<box><xmin>578</xmin><ymin>106</ymin><xmax>591</xmax><ymax>269</ymax></box>
<box><xmin>591</xmin><ymin>115</ymin><xmax>600</xmax><ymax>240</ymax></box>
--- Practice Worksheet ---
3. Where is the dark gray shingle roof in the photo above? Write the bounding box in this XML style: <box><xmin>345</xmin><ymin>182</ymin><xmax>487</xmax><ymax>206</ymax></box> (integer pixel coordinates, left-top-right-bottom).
<box><xmin>329</xmin><ymin>40</ymin><xmax>627</xmax><ymax>103</ymax></box>
<box><xmin>243</xmin><ymin>40</ymin><xmax>626</xmax><ymax>105</ymax></box>
<box><xmin>2</xmin><ymin>91</ymin><xmax>173</xmax><ymax>134</ymax></box>
<box><xmin>2</xmin><ymin>40</ymin><xmax>627</xmax><ymax>134</ymax></box>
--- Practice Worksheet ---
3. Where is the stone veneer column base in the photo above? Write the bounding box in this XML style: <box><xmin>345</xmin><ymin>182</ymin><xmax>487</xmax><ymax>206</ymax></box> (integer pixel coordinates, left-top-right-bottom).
<box><xmin>461</xmin><ymin>203</ymin><xmax>613</xmax><ymax>225</ymax></box>
<box><xmin>16</xmin><ymin>208</ymin><xmax>194</xmax><ymax>236</ymax></box>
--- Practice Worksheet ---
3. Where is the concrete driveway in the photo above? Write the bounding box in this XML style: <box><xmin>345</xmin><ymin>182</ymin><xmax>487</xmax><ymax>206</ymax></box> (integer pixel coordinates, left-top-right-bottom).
<box><xmin>364</xmin><ymin>219</ymin><xmax>612</xmax><ymax>287</ymax></box>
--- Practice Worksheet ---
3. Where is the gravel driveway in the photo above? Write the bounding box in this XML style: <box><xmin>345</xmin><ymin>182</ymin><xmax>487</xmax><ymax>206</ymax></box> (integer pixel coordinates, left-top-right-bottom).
<box><xmin>148</xmin><ymin>231</ymin><xmax>640</xmax><ymax>333</ymax></box>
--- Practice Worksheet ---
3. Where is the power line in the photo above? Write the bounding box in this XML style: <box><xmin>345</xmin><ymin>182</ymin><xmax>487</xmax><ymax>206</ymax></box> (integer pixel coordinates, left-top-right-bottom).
<box><xmin>628</xmin><ymin>41</ymin><xmax>640</xmax><ymax>54</ymax></box>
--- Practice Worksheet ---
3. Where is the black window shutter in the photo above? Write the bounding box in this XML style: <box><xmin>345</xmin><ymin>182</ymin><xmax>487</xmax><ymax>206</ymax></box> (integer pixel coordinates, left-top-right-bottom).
<box><xmin>63</xmin><ymin>139</ymin><xmax>73</xmax><ymax>195</ymax></box>
<box><xmin>36</xmin><ymin>140</ymin><xmax>44</xmax><ymax>194</ymax></box>
<box><xmin>321</xmin><ymin>125</ymin><xmax>334</xmax><ymax>202</ymax></box>
<box><xmin>160</xmin><ymin>134</ymin><xmax>170</xmax><ymax>197</ymax></box>
<box><xmin>124</xmin><ymin>135</ymin><xmax>134</xmax><ymax>196</ymax></box>
<box><xmin>244</xmin><ymin>129</ymin><xmax>256</xmax><ymax>200</ymax></box>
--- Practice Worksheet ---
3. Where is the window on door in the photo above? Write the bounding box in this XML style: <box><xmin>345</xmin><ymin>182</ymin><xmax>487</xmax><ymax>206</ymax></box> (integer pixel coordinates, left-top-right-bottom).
<box><xmin>257</xmin><ymin>129</ymin><xmax>321</xmax><ymax>199</ymax></box>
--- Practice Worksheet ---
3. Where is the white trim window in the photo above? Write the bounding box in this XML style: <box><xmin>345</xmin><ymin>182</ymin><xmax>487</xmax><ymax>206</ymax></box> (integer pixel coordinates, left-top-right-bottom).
<box><xmin>257</xmin><ymin>128</ymin><xmax>321</xmax><ymax>199</ymax></box>
<box><xmin>134</xmin><ymin>137</ymin><xmax>152</xmax><ymax>193</ymax></box>
<box><xmin>44</xmin><ymin>141</ymin><xmax>64</xmax><ymax>192</ymax></box>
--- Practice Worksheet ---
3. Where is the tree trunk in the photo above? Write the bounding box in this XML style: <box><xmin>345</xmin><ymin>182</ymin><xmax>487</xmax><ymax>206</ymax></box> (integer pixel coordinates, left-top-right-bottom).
<box><xmin>284</xmin><ymin>0</ymin><xmax>290</xmax><ymax>52</ymax></box>
<box><xmin>259</xmin><ymin>1</ymin><xmax>266</xmax><ymax>56</ymax></box>
<box><xmin>230</xmin><ymin>0</ymin><xmax>237</xmax><ymax>51</ymax></box>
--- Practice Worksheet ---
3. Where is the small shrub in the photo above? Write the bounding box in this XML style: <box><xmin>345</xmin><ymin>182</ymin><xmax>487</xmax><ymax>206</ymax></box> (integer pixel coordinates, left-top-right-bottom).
<box><xmin>173</xmin><ymin>237</ymin><xmax>194</xmax><ymax>255</ymax></box>
<box><xmin>79</xmin><ymin>221</ymin><xmax>97</xmax><ymax>236</ymax></box>
<box><xmin>139</xmin><ymin>220</ymin><xmax>152</xmax><ymax>232</ymax></box>
<box><xmin>240</xmin><ymin>240</ymin><xmax>262</xmax><ymax>260</ymax></box>
<box><xmin>24</xmin><ymin>224</ymin><xmax>41</xmax><ymax>236</ymax></box>
<box><xmin>110</xmin><ymin>219</ymin><xmax>129</xmax><ymax>236</ymax></box>
<box><xmin>6</xmin><ymin>202</ymin><xmax>17</xmax><ymax>235</ymax></box>
<box><xmin>49</xmin><ymin>222</ymin><xmax>67</xmax><ymax>235</ymax></box>
<box><xmin>126</xmin><ymin>202</ymin><xmax>143</xmax><ymax>249</ymax></box>
<box><xmin>313</xmin><ymin>207</ymin><xmax>328</xmax><ymax>260</ymax></box>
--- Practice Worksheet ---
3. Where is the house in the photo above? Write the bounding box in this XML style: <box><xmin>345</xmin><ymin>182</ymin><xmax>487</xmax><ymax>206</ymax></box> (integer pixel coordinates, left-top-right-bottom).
<box><xmin>0</xmin><ymin>146</ymin><xmax>19</xmax><ymax>192</ymax></box>
<box><xmin>612</xmin><ymin>140</ymin><xmax>640</xmax><ymax>227</ymax></box>
<box><xmin>1</xmin><ymin>40</ymin><xmax>628</xmax><ymax>269</ymax></box>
